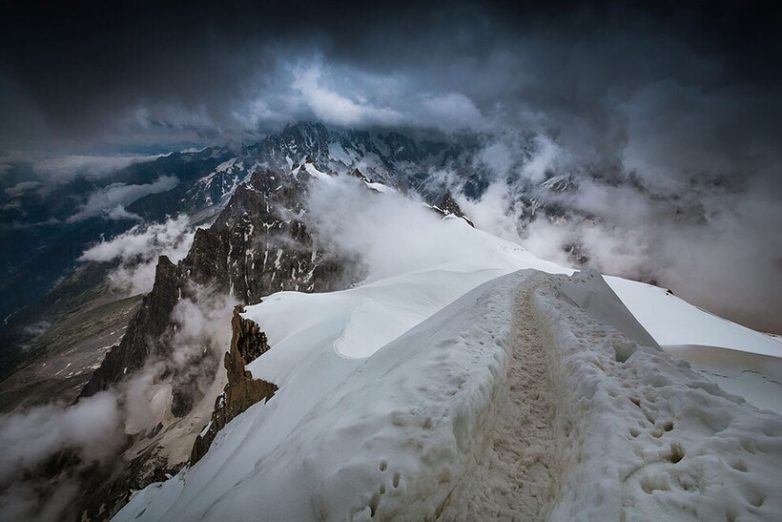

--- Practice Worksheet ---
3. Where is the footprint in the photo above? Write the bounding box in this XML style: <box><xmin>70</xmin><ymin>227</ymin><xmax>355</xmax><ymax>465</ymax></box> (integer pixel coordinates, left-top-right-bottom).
<box><xmin>667</xmin><ymin>443</ymin><xmax>685</xmax><ymax>463</ymax></box>
<box><xmin>728</xmin><ymin>458</ymin><xmax>747</xmax><ymax>472</ymax></box>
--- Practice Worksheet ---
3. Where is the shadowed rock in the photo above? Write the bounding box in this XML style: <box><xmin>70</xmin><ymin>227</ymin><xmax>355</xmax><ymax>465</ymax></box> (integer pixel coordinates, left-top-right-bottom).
<box><xmin>190</xmin><ymin>305</ymin><xmax>277</xmax><ymax>464</ymax></box>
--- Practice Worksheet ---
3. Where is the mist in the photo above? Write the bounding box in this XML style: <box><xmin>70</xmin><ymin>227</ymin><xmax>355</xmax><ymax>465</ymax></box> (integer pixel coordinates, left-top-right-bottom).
<box><xmin>306</xmin><ymin>177</ymin><xmax>479</xmax><ymax>282</ymax></box>
<box><xmin>0</xmin><ymin>392</ymin><xmax>124</xmax><ymax>521</ymax></box>
<box><xmin>79</xmin><ymin>214</ymin><xmax>196</xmax><ymax>295</ymax></box>
<box><xmin>457</xmin><ymin>133</ymin><xmax>782</xmax><ymax>333</ymax></box>
<box><xmin>0</xmin><ymin>279</ymin><xmax>235</xmax><ymax>521</ymax></box>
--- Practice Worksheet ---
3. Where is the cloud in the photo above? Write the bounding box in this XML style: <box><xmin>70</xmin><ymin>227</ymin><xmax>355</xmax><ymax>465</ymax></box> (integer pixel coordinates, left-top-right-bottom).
<box><xmin>66</xmin><ymin>175</ymin><xmax>178</xmax><ymax>222</ymax></box>
<box><xmin>521</xmin><ymin>135</ymin><xmax>560</xmax><ymax>183</ymax></box>
<box><xmin>418</xmin><ymin>92</ymin><xmax>485</xmax><ymax>130</ymax></box>
<box><xmin>122</xmin><ymin>284</ymin><xmax>236</xmax><ymax>434</ymax></box>
<box><xmin>0</xmin><ymin>392</ymin><xmax>124</xmax><ymax>521</ymax></box>
<box><xmin>4</xmin><ymin>180</ymin><xmax>42</xmax><ymax>198</ymax></box>
<box><xmin>32</xmin><ymin>154</ymin><xmax>162</xmax><ymax>183</ymax></box>
<box><xmin>0</xmin><ymin>392</ymin><xmax>123</xmax><ymax>486</ymax></box>
<box><xmin>306</xmin><ymin>175</ymin><xmax>511</xmax><ymax>282</ymax></box>
<box><xmin>0</xmin><ymin>6</ymin><xmax>779</xmax><ymax>324</ymax></box>
<box><xmin>0</xmin><ymin>281</ymin><xmax>235</xmax><ymax>520</ymax></box>
<box><xmin>460</xmin><ymin>165</ymin><xmax>782</xmax><ymax>333</ymax></box>
<box><xmin>291</xmin><ymin>64</ymin><xmax>404</xmax><ymax>127</ymax></box>
<box><xmin>79</xmin><ymin>214</ymin><xmax>195</xmax><ymax>295</ymax></box>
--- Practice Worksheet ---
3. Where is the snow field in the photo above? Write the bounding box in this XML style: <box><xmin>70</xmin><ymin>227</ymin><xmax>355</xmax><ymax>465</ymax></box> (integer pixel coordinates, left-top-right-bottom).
<box><xmin>114</xmin><ymin>271</ymin><xmax>531</xmax><ymax>520</ymax></box>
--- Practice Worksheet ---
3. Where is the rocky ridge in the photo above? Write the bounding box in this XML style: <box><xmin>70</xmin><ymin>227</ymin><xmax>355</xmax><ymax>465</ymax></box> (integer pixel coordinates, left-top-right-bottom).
<box><xmin>73</xmin><ymin>164</ymin><xmax>354</xmax><ymax>520</ymax></box>
<box><xmin>190</xmin><ymin>305</ymin><xmax>277</xmax><ymax>464</ymax></box>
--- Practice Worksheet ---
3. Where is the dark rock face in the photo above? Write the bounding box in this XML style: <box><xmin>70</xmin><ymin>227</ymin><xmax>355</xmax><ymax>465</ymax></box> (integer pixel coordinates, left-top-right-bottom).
<box><xmin>71</xmin><ymin>166</ymin><xmax>353</xmax><ymax>520</ymax></box>
<box><xmin>349</xmin><ymin>167</ymin><xmax>371</xmax><ymax>183</ymax></box>
<box><xmin>190</xmin><ymin>306</ymin><xmax>277</xmax><ymax>464</ymax></box>
<box><xmin>80</xmin><ymin>168</ymin><xmax>349</xmax><ymax>404</ymax></box>
<box><xmin>79</xmin><ymin>255</ymin><xmax>180</xmax><ymax>398</ymax></box>
<box><xmin>432</xmin><ymin>190</ymin><xmax>475</xmax><ymax>227</ymax></box>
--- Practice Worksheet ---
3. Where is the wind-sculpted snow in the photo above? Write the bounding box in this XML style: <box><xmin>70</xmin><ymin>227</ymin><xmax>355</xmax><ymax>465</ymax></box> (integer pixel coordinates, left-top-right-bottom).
<box><xmin>607</xmin><ymin>276</ymin><xmax>782</xmax><ymax>358</ymax></box>
<box><xmin>115</xmin><ymin>267</ymin><xmax>782</xmax><ymax>521</ymax></box>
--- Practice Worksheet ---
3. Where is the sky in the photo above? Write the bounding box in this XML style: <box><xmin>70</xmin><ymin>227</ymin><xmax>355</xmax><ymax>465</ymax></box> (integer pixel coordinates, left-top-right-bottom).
<box><xmin>0</xmin><ymin>0</ymin><xmax>781</xmax><ymax>331</ymax></box>
<box><xmin>1</xmin><ymin>1</ymin><xmax>780</xmax><ymax>159</ymax></box>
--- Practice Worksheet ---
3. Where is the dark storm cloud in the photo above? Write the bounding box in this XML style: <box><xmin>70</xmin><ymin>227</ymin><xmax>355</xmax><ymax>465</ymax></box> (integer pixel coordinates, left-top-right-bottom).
<box><xmin>1</xmin><ymin>1</ymin><xmax>781</xmax><ymax>331</ymax></box>
<box><xmin>2</xmin><ymin>1</ymin><xmax>780</xmax><ymax>152</ymax></box>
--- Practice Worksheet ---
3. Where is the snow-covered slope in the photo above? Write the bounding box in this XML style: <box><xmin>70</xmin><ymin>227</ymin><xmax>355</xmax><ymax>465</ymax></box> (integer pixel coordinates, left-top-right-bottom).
<box><xmin>115</xmin><ymin>200</ymin><xmax>782</xmax><ymax>521</ymax></box>
<box><xmin>606</xmin><ymin>276</ymin><xmax>782</xmax><ymax>414</ymax></box>
<box><xmin>115</xmin><ymin>261</ymin><xmax>782</xmax><ymax>521</ymax></box>
<box><xmin>607</xmin><ymin>277</ymin><xmax>782</xmax><ymax>358</ymax></box>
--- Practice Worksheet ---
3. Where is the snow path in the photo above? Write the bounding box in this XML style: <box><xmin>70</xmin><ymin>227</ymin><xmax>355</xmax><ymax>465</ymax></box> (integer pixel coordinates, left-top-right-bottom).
<box><xmin>439</xmin><ymin>274</ymin><xmax>557</xmax><ymax>520</ymax></box>
<box><xmin>441</xmin><ymin>271</ymin><xmax>782</xmax><ymax>521</ymax></box>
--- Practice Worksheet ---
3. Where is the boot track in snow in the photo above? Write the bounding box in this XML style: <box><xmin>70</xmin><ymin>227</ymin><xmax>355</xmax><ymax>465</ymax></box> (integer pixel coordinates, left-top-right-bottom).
<box><xmin>439</xmin><ymin>274</ymin><xmax>558</xmax><ymax>520</ymax></box>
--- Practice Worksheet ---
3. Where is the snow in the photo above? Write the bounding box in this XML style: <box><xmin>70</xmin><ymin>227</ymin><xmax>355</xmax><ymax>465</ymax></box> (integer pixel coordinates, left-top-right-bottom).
<box><xmin>303</xmin><ymin>162</ymin><xmax>332</xmax><ymax>181</ymax></box>
<box><xmin>328</xmin><ymin>142</ymin><xmax>353</xmax><ymax>165</ymax></box>
<box><xmin>663</xmin><ymin>345</ymin><xmax>782</xmax><ymax>415</ymax></box>
<box><xmin>607</xmin><ymin>276</ymin><xmax>782</xmax><ymax>358</ymax></box>
<box><xmin>215</xmin><ymin>157</ymin><xmax>239</xmax><ymax>173</ymax></box>
<box><xmin>533</xmin><ymin>273</ymin><xmax>782</xmax><ymax>521</ymax></box>
<box><xmin>115</xmin><ymin>267</ymin><xmax>782</xmax><ymax>521</ymax></box>
<box><xmin>114</xmin><ymin>193</ymin><xmax>782</xmax><ymax>521</ymax></box>
<box><xmin>606</xmin><ymin>276</ymin><xmax>782</xmax><ymax>414</ymax></box>
<box><xmin>364</xmin><ymin>180</ymin><xmax>395</xmax><ymax>193</ymax></box>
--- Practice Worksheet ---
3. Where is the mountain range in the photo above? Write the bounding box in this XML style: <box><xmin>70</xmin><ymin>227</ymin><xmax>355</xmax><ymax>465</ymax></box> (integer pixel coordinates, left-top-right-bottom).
<box><xmin>1</xmin><ymin>122</ymin><xmax>779</xmax><ymax>521</ymax></box>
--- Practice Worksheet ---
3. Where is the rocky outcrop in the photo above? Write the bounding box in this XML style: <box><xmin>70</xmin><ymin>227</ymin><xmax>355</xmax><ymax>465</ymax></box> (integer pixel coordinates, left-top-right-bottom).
<box><xmin>432</xmin><ymin>190</ymin><xmax>475</xmax><ymax>227</ymax></box>
<box><xmin>190</xmin><ymin>306</ymin><xmax>277</xmax><ymax>464</ymax></box>
<box><xmin>80</xmin><ymin>168</ymin><xmax>350</xmax><ymax>404</ymax></box>
<box><xmin>349</xmin><ymin>167</ymin><xmax>371</xmax><ymax>183</ymax></box>
<box><xmin>79</xmin><ymin>255</ymin><xmax>180</xmax><ymax>398</ymax></box>
<box><xmin>70</xmin><ymin>167</ymin><xmax>354</xmax><ymax>520</ymax></box>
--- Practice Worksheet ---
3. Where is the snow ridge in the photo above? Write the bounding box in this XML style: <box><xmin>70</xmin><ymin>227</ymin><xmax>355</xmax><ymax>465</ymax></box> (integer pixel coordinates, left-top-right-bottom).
<box><xmin>115</xmin><ymin>269</ymin><xmax>782</xmax><ymax>521</ymax></box>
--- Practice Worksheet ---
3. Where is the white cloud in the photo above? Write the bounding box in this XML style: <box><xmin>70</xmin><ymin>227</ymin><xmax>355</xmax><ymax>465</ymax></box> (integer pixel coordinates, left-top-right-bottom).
<box><xmin>32</xmin><ymin>154</ymin><xmax>162</xmax><ymax>183</ymax></box>
<box><xmin>307</xmin><ymin>175</ymin><xmax>509</xmax><ymax>282</ymax></box>
<box><xmin>477</xmin><ymin>142</ymin><xmax>513</xmax><ymax>178</ymax></box>
<box><xmin>79</xmin><ymin>214</ymin><xmax>195</xmax><ymax>295</ymax></box>
<box><xmin>67</xmin><ymin>175</ymin><xmax>178</xmax><ymax>222</ymax></box>
<box><xmin>419</xmin><ymin>92</ymin><xmax>485</xmax><ymax>130</ymax></box>
<box><xmin>0</xmin><ymin>392</ymin><xmax>123</xmax><ymax>487</ymax></box>
<box><xmin>292</xmin><ymin>65</ymin><xmax>403</xmax><ymax>127</ymax></box>
<box><xmin>455</xmin><ymin>182</ymin><xmax>520</xmax><ymax>243</ymax></box>
<box><xmin>122</xmin><ymin>285</ymin><xmax>236</xmax><ymax>434</ymax></box>
<box><xmin>521</xmin><ymin>135</ymin><xmax>560</xmax><ymax>183</ymax></box>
